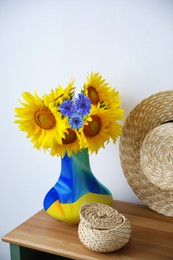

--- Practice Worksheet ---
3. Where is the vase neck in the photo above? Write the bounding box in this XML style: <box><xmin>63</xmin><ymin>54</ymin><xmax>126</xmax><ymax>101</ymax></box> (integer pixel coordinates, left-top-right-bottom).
<box><xmin>62</xmin><ymin>148</ymin><xmax>90</xmax><ymax>167</ymax></box>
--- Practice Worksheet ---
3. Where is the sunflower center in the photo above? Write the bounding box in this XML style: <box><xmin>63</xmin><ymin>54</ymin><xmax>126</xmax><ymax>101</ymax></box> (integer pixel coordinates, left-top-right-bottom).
<box><xmin>88</xmin><ymin>86</ymin><xmax>99</xmax><ymax>105</ymax></box>
<box><xmin>34</xmin><ymin>107</ymin><xmax>56</xmax><ymax>130</ymax></box>
<box><xmin>84</xmin><ymin>115</ymin><xmax>101</xmax><ymax>137</ymax></box>
<box><xmin>62</xmin><ymin>129</ymin><xmax>77</xmax><ymax>144</ymax></box>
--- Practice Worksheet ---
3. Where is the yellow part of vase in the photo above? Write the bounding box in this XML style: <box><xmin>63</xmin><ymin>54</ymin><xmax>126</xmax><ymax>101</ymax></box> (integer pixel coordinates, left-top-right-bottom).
<box><xmin>46</xmin><ymin>193</ymin><xmax>113</xmax><ymax>224</ymax></box>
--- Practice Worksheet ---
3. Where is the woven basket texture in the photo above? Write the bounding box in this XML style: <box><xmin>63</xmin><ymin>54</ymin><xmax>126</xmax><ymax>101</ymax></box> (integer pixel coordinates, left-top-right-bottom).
<box><xmin>140</xmin><ymin>123</ymin><xmax>173</xmax><ymax>191</ymax></box>
<box><xmin>78</xmin><ymin>203</ymin><xmax>131</xmax><ymax>253</ymax></box>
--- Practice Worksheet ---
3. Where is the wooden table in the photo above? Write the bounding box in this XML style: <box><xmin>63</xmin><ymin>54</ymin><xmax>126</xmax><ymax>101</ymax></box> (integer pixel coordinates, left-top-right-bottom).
<box><xmin>2</xmin><ymin>200</ymin><xmax>173</xmax><ymax>260</ymax></box>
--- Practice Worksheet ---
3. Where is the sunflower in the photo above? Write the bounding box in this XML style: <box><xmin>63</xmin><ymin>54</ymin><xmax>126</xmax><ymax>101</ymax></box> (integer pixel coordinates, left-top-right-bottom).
<box><xmin>83</xmin><ymin>72</ymin><xmax>109</xmax><ymax>105</ymax></box>
<box><xmin>50</xmin><ymin>127</ymin><xmax>81</xmax><ymax>158</ymax></box>
<box><xmin>79</xmin><ymin>106</ymin><xmax>113</xmax><ymax>154</ymax></box>
<box><xmin>84</xmin><ymin>72</ymin><xmax>123</xmax><ymax>116</ymax></box>
<box><xmin>106</xmin><ymin>114</ymin><xmax>122</xmax><ymax>143</ymax></box>
<box><xmin>44</xmin><ymin>80</ymin><xmax>75</xmax><ymax>107</ymax></box>
<box><xmin>99</xmin><ymin>87</ymin><xmax>124</xmax><ymax>119</ymax></box>
<box><xmin>14</xmin><ymin>74</ymin><xmax>123</xmax><ymax>157</ymax></box>
<box><xmin>14</xmin><ymin>91</ymin><xmax>67</xmax><ymax>150</ymax></box>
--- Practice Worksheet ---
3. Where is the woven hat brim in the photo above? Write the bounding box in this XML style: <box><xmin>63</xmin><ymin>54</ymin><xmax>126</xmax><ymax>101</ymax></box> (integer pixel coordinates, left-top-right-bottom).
<box><xmin>120</xmin><ymin>90</ymin><xmax>173</xmax><ymax>216</ymax></box>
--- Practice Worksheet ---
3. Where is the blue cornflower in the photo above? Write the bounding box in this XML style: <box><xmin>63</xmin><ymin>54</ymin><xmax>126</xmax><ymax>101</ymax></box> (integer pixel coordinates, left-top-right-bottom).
<box><xmin>69</xmin><ymin>113</ymin><xmax>84</xmax><ymax>129</ymax></box>
<box><xmin>76</xmin><ymin>93</ymin><xmax>91</xmax><ymax>116</ymax></box>
<box><xmin>60</xmin><ymin>100</ymin><xmax>76</xmax><ymax>117</ymax></box>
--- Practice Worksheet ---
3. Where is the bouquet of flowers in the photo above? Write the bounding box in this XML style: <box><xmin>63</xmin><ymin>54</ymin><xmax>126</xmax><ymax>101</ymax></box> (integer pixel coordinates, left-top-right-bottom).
<box><xmin>15</xmin><ymin>72</ymin><xmax>124</xmax><ymax>158</ymax></box>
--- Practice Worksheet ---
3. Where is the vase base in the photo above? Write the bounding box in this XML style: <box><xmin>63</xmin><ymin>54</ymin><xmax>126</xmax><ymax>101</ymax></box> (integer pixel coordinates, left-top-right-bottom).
<box><xmin>45</xmin><ymin>193</ymin><xmax>113</xmax><ymax>224</ymax></box>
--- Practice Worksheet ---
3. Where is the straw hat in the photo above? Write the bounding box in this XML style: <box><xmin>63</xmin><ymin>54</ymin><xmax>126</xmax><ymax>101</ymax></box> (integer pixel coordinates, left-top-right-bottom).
<box><xmin>120</xmin><ymin>90</ymin><xmax>173</xmax><ymax>216</ymax></box>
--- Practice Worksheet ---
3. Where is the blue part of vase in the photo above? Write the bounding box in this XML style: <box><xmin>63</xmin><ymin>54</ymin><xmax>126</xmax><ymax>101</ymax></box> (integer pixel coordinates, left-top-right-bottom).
<box><xmin>43</xmin><ymin>148</ymin><xmax>113</xmax><ymax>223</ymax></box>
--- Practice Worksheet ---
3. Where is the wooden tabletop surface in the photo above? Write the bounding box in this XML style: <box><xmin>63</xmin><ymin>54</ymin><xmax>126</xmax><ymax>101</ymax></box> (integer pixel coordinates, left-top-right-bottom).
<box><xmin>2</xmin><ymin>200</ymin><xmax>173</xmax><ymax>259</ymax></box>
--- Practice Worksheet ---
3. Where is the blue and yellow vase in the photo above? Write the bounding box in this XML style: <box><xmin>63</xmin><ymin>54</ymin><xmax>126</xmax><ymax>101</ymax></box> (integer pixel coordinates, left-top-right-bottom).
<box><xmin>43</xmin><ymin>148</ymin><xmax>113</xmax><ymax>224</ymax></box>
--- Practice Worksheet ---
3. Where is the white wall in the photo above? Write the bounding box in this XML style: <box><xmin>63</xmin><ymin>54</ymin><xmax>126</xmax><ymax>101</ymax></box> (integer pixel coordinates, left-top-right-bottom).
<box><xmin>1</xmin><ymin>0</ymin><xmax>173</xmax><ymax>259</ymax></box>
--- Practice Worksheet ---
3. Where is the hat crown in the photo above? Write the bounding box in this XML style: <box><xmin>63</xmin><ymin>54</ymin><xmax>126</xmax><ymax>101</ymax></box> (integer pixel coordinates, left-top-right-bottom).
<box><xmin>140</xmin><ymin>123</ymin><xmax>173</xmax><ymax>191</ymax></box>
